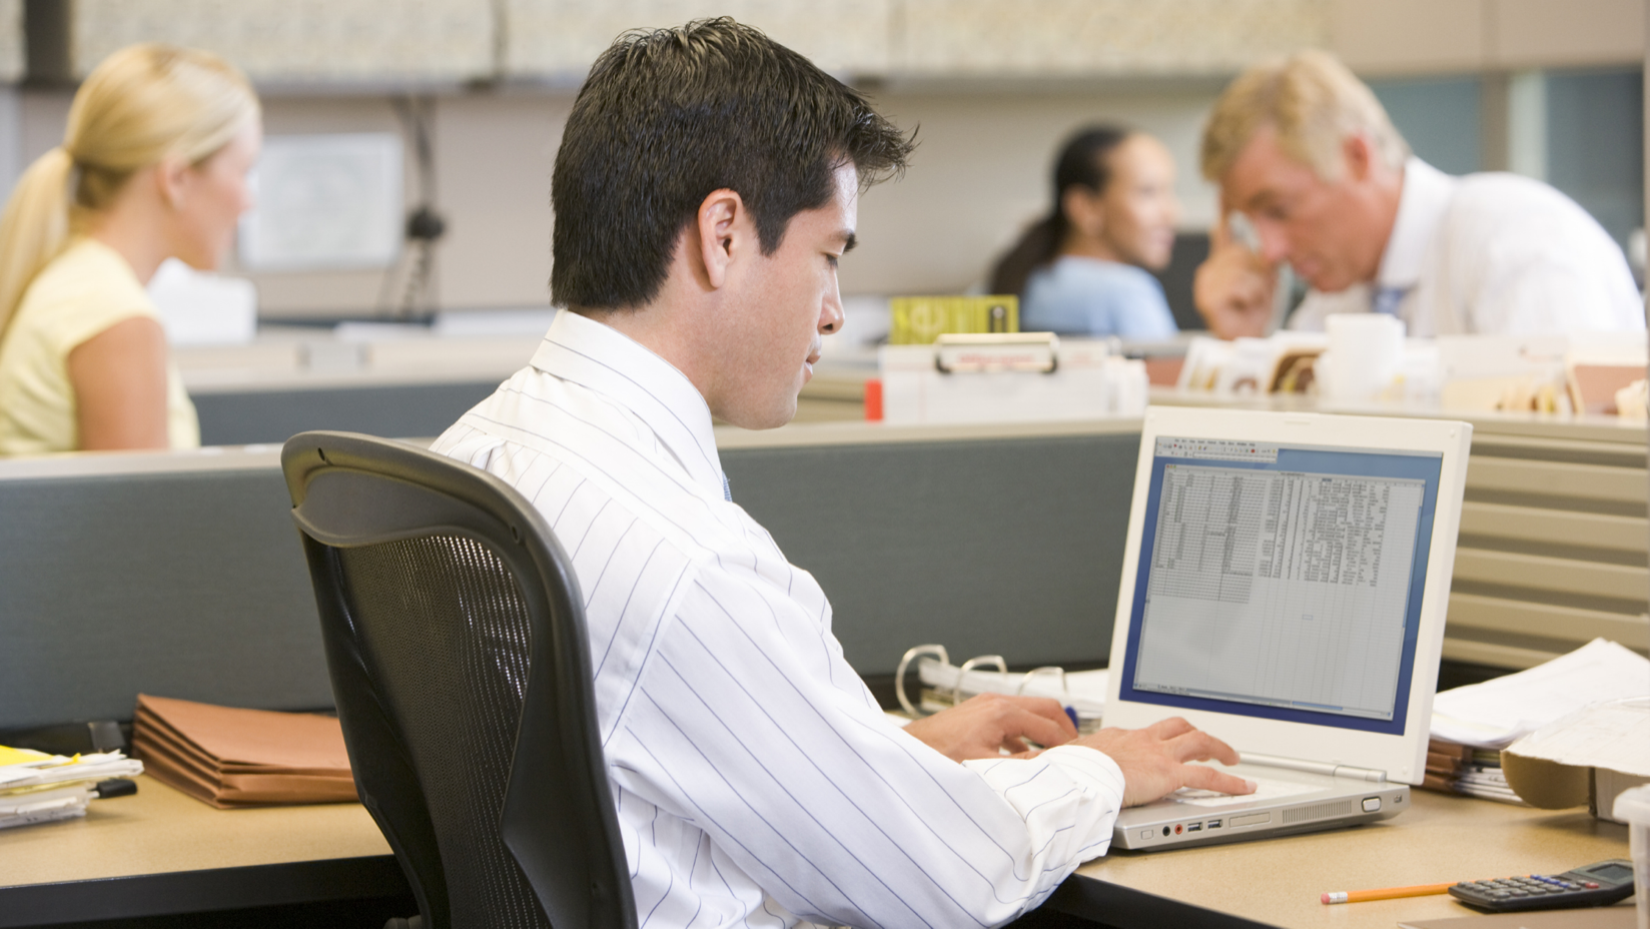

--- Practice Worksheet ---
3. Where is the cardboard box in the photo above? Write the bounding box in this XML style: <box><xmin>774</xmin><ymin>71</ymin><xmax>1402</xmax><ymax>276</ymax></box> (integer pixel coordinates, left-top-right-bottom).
<box><xmin>1501</xmin><ymin>699</ymin><xmax>1650</xmax><ymax>825</ymax></box>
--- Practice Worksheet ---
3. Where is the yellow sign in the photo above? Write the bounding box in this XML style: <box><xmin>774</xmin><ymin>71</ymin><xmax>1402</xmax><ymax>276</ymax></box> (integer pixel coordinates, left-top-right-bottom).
<box><xmin>888</xmin><ymin>295</ymin><xmax>1018</xmax><ymax>345</ymax></box>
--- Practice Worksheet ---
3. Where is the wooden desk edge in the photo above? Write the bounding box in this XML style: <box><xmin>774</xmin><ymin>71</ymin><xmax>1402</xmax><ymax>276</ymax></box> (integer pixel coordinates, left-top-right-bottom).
<box><xmin>0</xmin><ymin>854</ymin><xmax>410</xmax><ymax>928</ymax></box>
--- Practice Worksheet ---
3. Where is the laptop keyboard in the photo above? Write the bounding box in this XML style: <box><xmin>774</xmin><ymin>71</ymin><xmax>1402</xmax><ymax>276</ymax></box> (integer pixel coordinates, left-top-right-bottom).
<box><xmin>1167</xmin><ymin>775</ymin><xmax>1323</xmax><ymax>808</ymax></box>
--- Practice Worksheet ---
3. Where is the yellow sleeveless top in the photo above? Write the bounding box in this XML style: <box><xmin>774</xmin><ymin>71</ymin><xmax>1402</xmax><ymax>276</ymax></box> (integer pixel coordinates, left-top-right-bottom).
<box><xmin>0</xmin><ymin>239</ymin><xmax>199</xmax><ymax>456</ymax></box>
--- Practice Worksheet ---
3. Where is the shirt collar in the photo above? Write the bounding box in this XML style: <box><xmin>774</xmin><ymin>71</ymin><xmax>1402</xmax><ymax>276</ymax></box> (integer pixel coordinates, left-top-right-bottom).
<box><xmin>1376</xmin><ymin>157</ymin><xmax>1458</xmax><ymax>289</ymax></box>
<box><xmin>530</xmin><ymin>310</ymin><xmax>726</xmax><ymax>499</ymax></box>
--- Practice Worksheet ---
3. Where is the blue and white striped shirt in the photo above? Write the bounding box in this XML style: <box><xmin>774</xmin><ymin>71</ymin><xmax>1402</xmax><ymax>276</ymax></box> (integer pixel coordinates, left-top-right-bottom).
<box><xmin>433</xmin><ymin>310</ymin><xmax>1125</xmax><ymax>928</ymax></box>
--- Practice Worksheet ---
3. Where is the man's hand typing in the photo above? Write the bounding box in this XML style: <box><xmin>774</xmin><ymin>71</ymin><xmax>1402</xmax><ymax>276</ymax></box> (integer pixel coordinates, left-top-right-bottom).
<box><xmin>903</xmin><ymin>693</ymin><xmax>1078</xmax><ymax>763</ymax></box>
<box><xmin>1077</xmin><ymin>717</ymin><xmax>1254</xmax><ymax>807</ymax></box>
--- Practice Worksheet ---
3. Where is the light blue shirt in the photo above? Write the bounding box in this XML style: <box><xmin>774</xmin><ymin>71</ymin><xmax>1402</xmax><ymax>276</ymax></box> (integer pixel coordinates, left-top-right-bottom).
<box><xmin>1020</xmin><ymin>255</ymin><xmax>1179</xmax><ymax>340</ymax></box>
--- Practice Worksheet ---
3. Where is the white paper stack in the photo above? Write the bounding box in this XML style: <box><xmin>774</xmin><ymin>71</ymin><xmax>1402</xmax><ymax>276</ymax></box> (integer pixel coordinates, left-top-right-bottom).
<box><xmin>0</xmin><ymin>746</ymin><xmax>143</xmax><ymax>830</ymax></box>
<box><xmin>1432</xmin><ymin>639</ymin><xmax>1650</xmax><ymax>750</ymax></box>
<box><xmin>1426</xmin><ymin>639</ymin><xmax>1650</xmax><ymax>806</ymax></box>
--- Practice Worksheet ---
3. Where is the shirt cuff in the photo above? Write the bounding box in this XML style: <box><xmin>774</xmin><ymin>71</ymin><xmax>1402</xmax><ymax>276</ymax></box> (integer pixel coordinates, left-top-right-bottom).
<box><xmin>1038</xmin><ymin>744</ymin><xmax>1126</xmax><ymax>803</ymax></box>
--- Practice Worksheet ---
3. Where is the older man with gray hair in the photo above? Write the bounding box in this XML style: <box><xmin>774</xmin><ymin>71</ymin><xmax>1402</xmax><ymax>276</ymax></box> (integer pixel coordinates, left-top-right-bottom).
<box><xmin>1194</xmin><ymin>50</ymin><xmax>1644</xmax><ymax>338</ymax></box>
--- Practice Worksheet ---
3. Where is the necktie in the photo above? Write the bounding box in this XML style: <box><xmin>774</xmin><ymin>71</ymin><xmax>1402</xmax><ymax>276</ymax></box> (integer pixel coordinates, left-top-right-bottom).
<box><xmin>1373</xmin><ymin>286</ymin><xmax>1410</xmax><ymax>318</ymax></box>
<box><xmin>722</xmin><ymin>473</ymin><xmax>732</xmax><ymax>503</ymax></box>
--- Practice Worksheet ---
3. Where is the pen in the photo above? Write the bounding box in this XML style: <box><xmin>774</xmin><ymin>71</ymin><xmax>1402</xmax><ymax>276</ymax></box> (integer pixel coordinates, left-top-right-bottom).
<box><xmin>1321</xmin><ymin>882</ymin><xmax>1456</xmax><ymax>904</ymax></box>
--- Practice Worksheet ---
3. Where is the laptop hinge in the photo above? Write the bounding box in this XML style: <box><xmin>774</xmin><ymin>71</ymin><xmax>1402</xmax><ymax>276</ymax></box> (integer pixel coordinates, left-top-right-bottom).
<box><xmin>1241</xmin><ymin>752</ymin><xmax>1387</xmax><ymax>783</ymax></box>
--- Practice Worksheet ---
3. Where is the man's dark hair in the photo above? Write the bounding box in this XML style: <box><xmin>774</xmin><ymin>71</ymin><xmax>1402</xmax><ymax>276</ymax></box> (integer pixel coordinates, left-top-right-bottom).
<box><xmin>550</xmin><ymin>18</ymin><xmax>915</xmax><ymax>311</ymax></box>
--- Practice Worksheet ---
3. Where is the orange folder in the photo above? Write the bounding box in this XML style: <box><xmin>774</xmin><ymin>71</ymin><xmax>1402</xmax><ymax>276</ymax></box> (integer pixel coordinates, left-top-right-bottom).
<box><xmin>132</xmin><ymin>694</ymin><xmax>358</xmax><ymax>808</ymax></box>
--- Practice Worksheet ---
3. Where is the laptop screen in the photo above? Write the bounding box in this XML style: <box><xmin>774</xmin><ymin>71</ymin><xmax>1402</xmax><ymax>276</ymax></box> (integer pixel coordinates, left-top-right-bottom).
<box><xmin>1116</xmin><ymin>436</ymin><xmax>1443</xmax><ymax>735</ymax></box>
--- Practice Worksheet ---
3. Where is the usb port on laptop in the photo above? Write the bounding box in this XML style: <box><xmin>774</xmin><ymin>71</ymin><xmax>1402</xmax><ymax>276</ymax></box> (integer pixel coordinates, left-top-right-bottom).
<box><xmin>1206</xmin><ymin>820</ymin><xmax>1221</xmax><ymax>829</ymax></box>
<box><xmin>1186</xmin><ymin>822</ymin><xmax>1202</xmax><ymax>832</ymax></box>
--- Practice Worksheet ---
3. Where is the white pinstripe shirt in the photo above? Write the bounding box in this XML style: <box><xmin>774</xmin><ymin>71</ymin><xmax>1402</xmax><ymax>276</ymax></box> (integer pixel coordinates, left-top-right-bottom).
<box><xmin>432</xmin><ymin>310</ymin><xmax>1125</xmax><ymax>928</ymax></box>
<box><xmin>1287</xmin><ymin>158</ymin><xmax>1645</xmax><ymax>337</ymax></box>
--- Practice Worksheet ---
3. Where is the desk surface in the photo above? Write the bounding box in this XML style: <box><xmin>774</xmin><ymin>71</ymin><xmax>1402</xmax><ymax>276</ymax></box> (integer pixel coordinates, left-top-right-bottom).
<box><xmin>1</xmin><ymin>774</ymin><xmax>390</xmax><ymax>886</ymax></box>
<box><xmin>1071</xmin><ymin>789</ymin><xmax>1630</xmax><ymax>928</ymax></box>
<box><xmin>0</xmin><ymin>776</ymin><xmax>1634</xmax><ymax>928</ymax></box>
<box><xmin>0</xmin><ymin>774</ymin><xmax>402</xmax><ymax>927</ymax></box>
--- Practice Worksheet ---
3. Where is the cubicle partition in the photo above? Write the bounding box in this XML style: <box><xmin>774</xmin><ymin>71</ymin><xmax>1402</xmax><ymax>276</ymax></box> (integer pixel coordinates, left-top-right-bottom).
<box><xmin>190</xmin><ymin>380</ymin><xmax>501</xmax><ymax>447</ymax></box>
<box><xmin>0</xmin><ymin>449</ymin><xmax>330</xmax><ymax>731</ymax></box>
<box><xmin>1447</xmin><ymin>418</ymin><xmax>1650</xmax><ymax>667</ymax></box>
<box><xmin>4</xmin><ymin>409</ymin><xmax>1640</xmax><ymax>733</ymax></box>
<box><xmin>723</xmin><ymin>420</ymin><xmax>1141</xmax><ymax>678</ymax></box>
<box><xmin>176</xmin><ymin>333</ymin><xmax>534</xmax><ymax>447</ymax></box>
<box><xmin>0</xmin><ymin>420</ymin><xmax>1142</xmax><ymax>732</ymax></box>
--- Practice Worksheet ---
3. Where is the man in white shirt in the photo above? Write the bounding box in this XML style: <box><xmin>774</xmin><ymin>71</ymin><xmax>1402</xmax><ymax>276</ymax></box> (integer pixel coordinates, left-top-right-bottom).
<box><xmin>434</xmin><ymin>18</ymin><xmax>1251</xmax><ymax>929</ymax></box>
<box><xmin>1193</xmin><ymin>50</ymin><xmax>1644</xmax><ymax>338</ymax></box>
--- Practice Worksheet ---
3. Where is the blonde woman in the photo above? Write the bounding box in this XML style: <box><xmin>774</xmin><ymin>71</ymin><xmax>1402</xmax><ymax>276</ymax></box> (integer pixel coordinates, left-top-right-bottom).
<box><xmin>0</xmin><ymin>44</ymin><xmax>260</xmax><ymax>455</ymax></box>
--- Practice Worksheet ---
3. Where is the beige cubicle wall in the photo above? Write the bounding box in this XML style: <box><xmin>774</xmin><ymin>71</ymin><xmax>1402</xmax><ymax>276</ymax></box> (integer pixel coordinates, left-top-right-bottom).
<box><xmin>173</xmin><ymin>330</ymin><xmax>538</xmax><ymax>445</ymax></box>
<box><xmin>1448</xmin><ymin>418</ymin><xmax>1649</xmax><ymax>667</ymax></box>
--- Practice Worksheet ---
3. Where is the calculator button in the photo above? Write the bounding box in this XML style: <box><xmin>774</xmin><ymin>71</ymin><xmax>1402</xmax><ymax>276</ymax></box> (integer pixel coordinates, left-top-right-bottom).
<box><xmin>1584</xmin><ymin>882</ymin><xmax>1599</xmax><ymax>889</ymax></box>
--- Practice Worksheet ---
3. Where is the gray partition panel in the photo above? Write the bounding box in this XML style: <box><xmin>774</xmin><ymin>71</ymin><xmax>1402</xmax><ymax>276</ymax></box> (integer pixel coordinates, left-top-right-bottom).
<box><xmin>723</xmin><ymin>431</ymin><xmax>1139</xmax><ymax>676</ymax></box>
<box><xmin>0</xmin><ymin>427</ymin><xmax>1141</xmax><ymax>730</ymax></box>
<box><xmin>192</xmin><ymin>381</ymin><xmax>501</xmax><ymax>447</ymax></box>
<box><xmin>0</xmin><ymin>465</ymin><xmax>328</xmax><ymax>730</ymax></box>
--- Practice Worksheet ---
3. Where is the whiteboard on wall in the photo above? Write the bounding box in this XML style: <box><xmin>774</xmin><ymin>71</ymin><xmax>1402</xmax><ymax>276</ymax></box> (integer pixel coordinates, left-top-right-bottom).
<box><xmin>238</xmin><ymin>133</ymin><xmax>403</xmax><ymax>271</ymax></box>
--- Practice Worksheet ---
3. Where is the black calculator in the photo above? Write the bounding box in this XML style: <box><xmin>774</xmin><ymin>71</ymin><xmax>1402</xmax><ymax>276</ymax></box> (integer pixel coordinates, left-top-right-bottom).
<box><xmin>1448</xmin><ymin>859</ymin><xmax>1638</xmax><ymax>912</ymax></box>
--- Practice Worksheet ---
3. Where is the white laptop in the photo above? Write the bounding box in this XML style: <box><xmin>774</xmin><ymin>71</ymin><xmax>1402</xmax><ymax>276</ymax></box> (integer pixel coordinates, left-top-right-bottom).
<box><xmin>1108</xmin><ymin>406</ymin><xmax>1471</xmax><ymax>851</ymax></box>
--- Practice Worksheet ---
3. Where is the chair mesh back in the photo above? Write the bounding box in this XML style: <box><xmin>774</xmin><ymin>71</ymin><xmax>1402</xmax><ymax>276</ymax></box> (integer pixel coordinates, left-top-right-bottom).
<box><xmin>335</xmin><ymin>533</ymin><xmax>550</xmax><ymax>928</ymax></box>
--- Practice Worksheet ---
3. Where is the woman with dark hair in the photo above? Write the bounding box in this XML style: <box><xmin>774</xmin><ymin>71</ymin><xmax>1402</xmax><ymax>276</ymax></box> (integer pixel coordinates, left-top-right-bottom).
<box><xmin>989</xmin><ymin>126</ymin><xmax>1181</xmax><ymax>340</ymax></box>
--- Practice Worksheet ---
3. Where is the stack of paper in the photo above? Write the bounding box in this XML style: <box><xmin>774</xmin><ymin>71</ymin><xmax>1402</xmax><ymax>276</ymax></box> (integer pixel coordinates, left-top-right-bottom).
<box><xmin>132</xmin><ymin>694</ymin><xmax>357</xmax><ymax>808</ymax></box>
<box><xmin>0</xmin><ymin>746</ymin><xmax>142</xmax><ymax>829</ymax></box>
<box><xmin>1432</xmin><ymin>639</ymin><xmax>1650</xmax><ymax>749</ymax></box>
<box><xmin>1426</xmin><ymin>639</ymin><xmax>1650</xmax><ymax>805</ymax></box>
<box><xmin>1423</xmin><ymin>739</ymin><xmax>1521</xmax><ymax>804</ymax></box>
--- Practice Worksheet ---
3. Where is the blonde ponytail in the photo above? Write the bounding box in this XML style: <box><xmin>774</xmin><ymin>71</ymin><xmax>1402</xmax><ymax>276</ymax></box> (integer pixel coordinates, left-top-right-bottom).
<box><xmin>0</xmin><ymin>44</ymin><xmax>258</xmax><ymax>342</ymax></box>
<box><xmin>0</xmin><ymin>148</ymin><xmax>74</xmax><ymax>340</ymax></box>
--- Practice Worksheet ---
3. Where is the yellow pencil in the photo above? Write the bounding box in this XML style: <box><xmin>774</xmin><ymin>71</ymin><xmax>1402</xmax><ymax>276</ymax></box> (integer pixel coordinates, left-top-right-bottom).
<box><xmin>1321</xmin><ymin>882</ymin><xmax>1457</xmax><ymax>904</ymax></box>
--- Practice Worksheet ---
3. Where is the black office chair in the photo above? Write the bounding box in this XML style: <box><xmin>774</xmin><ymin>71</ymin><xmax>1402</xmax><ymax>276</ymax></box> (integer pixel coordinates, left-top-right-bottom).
<box><xmin>281</xmin><ymin>431</ymin><xmax>636</xmax><ymax>929</ymax></box>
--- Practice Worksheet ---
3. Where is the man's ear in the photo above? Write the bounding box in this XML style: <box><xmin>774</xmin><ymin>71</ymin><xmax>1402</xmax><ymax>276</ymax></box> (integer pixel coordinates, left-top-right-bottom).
<box><xmin>1341</xmin><ymin>134</ymin><xmax>1374</xmax><ymax>183</ymax></box>
<box><xmin>696</xmin><ymin>188</ymin><xmax>745</xmax><ymax>290</ymax></box>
